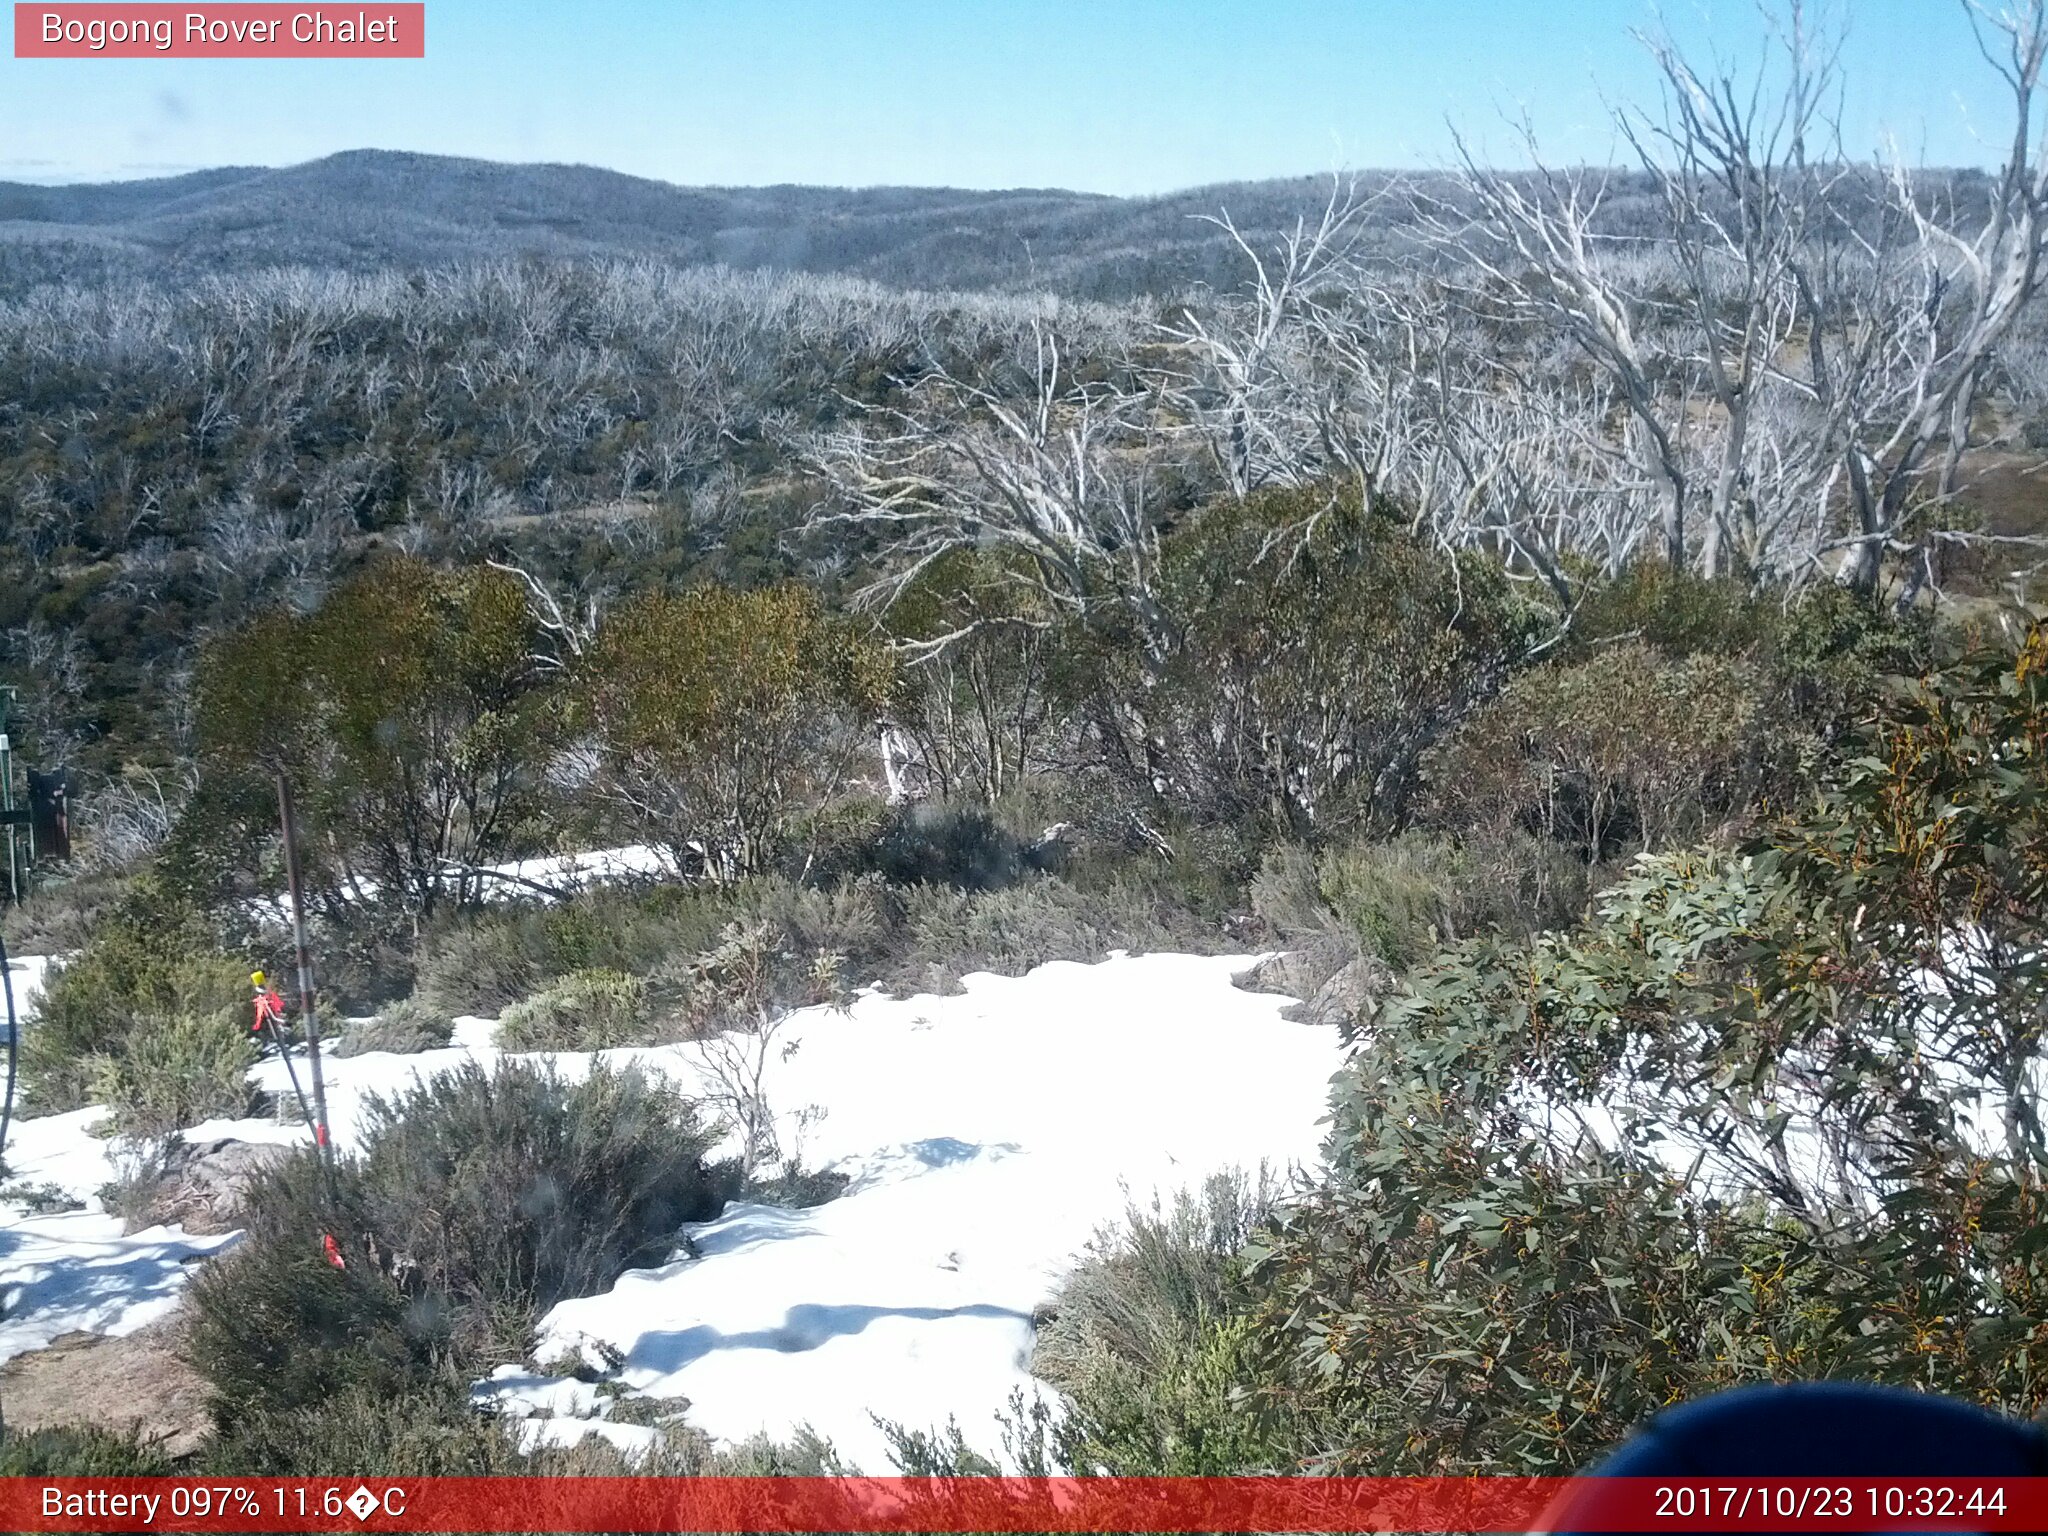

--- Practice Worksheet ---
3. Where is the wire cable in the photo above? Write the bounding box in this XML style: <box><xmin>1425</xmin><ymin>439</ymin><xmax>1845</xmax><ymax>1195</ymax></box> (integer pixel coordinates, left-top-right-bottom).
<box><xmin>0</xmin><ymin>923</ymin><xmax>19</xmax><ymax>1175</ymax></box>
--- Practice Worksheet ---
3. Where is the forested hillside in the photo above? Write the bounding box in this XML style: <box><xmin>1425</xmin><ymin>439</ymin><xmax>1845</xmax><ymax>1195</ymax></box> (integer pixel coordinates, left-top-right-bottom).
<box><xmin>0</xmin><ymin>151</ymin><xmax>1442</xmax><ymax>300</ymax></box>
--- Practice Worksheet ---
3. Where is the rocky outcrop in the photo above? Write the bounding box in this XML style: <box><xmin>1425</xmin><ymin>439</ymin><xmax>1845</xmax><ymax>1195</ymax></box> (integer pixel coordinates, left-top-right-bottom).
<box><xmin>120</xmin><ymin>1137</ymin><xmax>288</xmax><ymax>1237</ymax></box>
<box><xmin>1237</xmin><ymin>944</ymin><xmax>1387</xmax><ymax>1030</ymax></box>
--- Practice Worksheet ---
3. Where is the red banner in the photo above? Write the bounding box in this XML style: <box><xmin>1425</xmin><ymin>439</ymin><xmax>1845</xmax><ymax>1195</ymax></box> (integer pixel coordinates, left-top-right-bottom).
<box><xmin>2</xmin><ymin>1476</ymin><xmax>2045</xmax><ymax>1532</ymax></box>
<box><xmin>13</xmin><ymin>4</ymin><xmax>424</xmax><ymax>58</ymax></box>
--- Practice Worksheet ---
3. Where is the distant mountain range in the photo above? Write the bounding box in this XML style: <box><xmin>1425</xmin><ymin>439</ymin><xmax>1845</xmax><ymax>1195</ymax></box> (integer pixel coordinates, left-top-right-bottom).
<box><xmin>0</xmin><ymin>149</ymin><xmax>1436</xmax><ymax>300</ymax></box>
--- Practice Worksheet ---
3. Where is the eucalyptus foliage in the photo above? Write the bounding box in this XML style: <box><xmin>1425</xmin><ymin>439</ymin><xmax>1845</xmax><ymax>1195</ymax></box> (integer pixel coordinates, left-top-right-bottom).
<box><xmin>196</xmin><ymin>555</ymin><xmax>559</xmax><ymax>915</ymax></box>
<box><xmin>575</xmin><ymin>584</ymin><xmax>892</xmax><ymax>882</ymax></box>
<box><xmin>1247</xmin><ymin>624</ymin><xmax>2048</xmax><ymax>1471</ymax></box>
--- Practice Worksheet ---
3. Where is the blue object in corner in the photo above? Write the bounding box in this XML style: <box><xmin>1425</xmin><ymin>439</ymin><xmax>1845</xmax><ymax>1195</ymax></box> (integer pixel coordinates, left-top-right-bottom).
<box><xmin>1542</xmin><ymin>1383</ymin><xmax>2048</xmax><ymax>1536</ymax></box>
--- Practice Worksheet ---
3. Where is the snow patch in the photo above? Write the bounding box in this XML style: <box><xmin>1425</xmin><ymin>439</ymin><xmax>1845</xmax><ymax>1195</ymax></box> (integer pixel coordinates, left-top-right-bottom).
<box><xmin>529</xmin><ymin>952</ymin><xmax>1339</xmax><ymax>1470</ymax></box>
<box><xmin>4</xmin><ymin>948</ymin><xmax>1340</xmax><ymax>1471</ymax></box>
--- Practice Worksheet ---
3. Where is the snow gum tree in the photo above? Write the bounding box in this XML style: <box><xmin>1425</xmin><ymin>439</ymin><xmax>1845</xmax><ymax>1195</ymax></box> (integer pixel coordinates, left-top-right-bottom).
<box><xmin>1118</xmin><ymin>485</ymin><xmax>1532</xmax><ymax>840</ymax></box>
<box><xmin>879</xmin><ymin>547</ymin><xmax>1071</xmax><ymax>805</ymax></box>
<box><xmin>196</xmin><ymin>555</ymin><xmax>559</xmax><ymax>916</ymax></box>
<box><xmin>574</xmin><ymin>584</ymin><xmax>892</xmax><ymax>883</ymax></box>
<box><xmin>1246</xmin><ymin>623</ymin><xmax>2048</xmax><ymax>1472</ymax></box>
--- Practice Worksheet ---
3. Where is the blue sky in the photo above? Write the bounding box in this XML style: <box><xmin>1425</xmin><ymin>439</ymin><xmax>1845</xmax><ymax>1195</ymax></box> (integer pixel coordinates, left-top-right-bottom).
<box><xmin>0</xmin><ymin>1</ymin><xmax>2020</xmax><ymax>193</ymax></box>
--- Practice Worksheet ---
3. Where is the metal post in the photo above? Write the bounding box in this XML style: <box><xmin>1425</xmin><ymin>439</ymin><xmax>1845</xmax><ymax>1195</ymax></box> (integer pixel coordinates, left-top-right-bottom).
<box><xmin>1</xmin><ymin>688</ymin><xmax>17</xmax><ymax>906</ymax></box>
<box><xmin>275</xmin><ymin>772</ymin><xmax>332</xmax><ymax>1155</ymax></box>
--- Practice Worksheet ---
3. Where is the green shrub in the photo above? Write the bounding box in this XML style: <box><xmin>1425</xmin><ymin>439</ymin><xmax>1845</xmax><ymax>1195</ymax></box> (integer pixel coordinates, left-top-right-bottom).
<box><xmin>1312</xmin><ymin>835</ymin><xmax>1467</xmax><ymax>972</ymax></box>
<box><xmin>0</xmin><ymin>869</ymin><xmax>131</xmax><ymax>959</ymax></box>
<box><xmin>881</xmin><ymin>548</ymin><xmax>1068</xmax><ymax>806</ymax></box>
<box><xmin>1316</xmin><ymin>830</ymin><xmax>1588</xmax><ymax>964</ymax></box>
<box><xmin>23</xmin><ymin>898</ymin><xmax>247</xmax><ymax>1114</ymax></box>
<box><xmin>780</xmin><ymin>796</ymin><xmax>892</xmax><ymax>886</ymax></box>
<box><xmin>736</xmin><ymin>874</ymin><xmax>894</xmax><ymax>980</ymax></box>
<box><xmin>1762</xmin><ymin>581</ymin><xmax>1933</xmax><ymax>746</ymax></box>
<box><xmin>576</xmin><ymin>583</ymin><xmax>893</xmax><ymax>882</ymax></box>
<box><xmin>414</xmin><ymin>907</ymin><xmax>566</xmax><ymax>1017</ymax></box>
<box><xmin>1037</xmin><ymin>1170</ymin><xmax>1276</xmax><ymax>1389</ymax></box>
<box><xmin>416</xmin><ymin>835</ymin><xmax>1251</xmax><ymax>1035</ymax></box>
<box><xmin>630</xmin><ymin>888</ymin><xmax>891</xmax><ymax>1029</ymax></box>
<box><xmin>335</xmin><ymin>995</ymin><xmax>457</xmax><ymax>1057</ymax></box>
<box><xmin>1252</xmin><ymin>832</ymin><xmax>1593</xmax><ymax>1016</ymax></box>
<box><xmin>1567</xmin><ymin>570</ymin><xmax>1926</xmax><ymax>782</ymax></box>
<box><xmin>1131</xmin><ymin>486</ymin><xmax>1533</xmax><ymax>838</ymax></box>
<box><xmin>1059</xmin><ymin>1311</ymin><xmax>1295</xmax><ymax>1475</ymax></box>
<box><xmin>497</xmin><ymin>968</ymin><xmax>652</xmax><ymax>1051</ymax></box>
<box><xmin>196</xmin><ymin>1348</ymin><xmax>851</xmax><ymax>1477</ymax></box>
<box><xmin>1568</xmin><ymin>564</ymin><xmax>1771</xmax><ymax>660</ymax></box>
<box><xmin>90</xmin><ymin>1006</ymin><xmax>259</xmax><ymax>1139</ymax></box>
<box><xmin>1247</xmin><ymin>844</ymin><xmax>1335</xmax><ymax>943</ymax></box>
<box><xmin>884</xmin><ymin>875</ymin><xmax>1221</xmax><ymax>995</ymax></box>
<box><xmin>1427</xmin><ymin>642</ymin><xmax>1761</xmax><ymax>861</ymax></box>
<box><xmin>1033</xmin><ymin>1171</ymin><xmax>1299</xmax><ymax>1475</ymax></box>
<box><xmin>196</xmin><ymin>557</ymin><xmax>561</xmax><ymax>919</ymax></box>
<box><xmin>1062</xmin><ymin>815</ymin><xmax>1258</xmax><ymax>927</ymax></box>
<box><xmin>522</xmin><ymin>897</ymin><xmax>681</xmax><ymax>976</ymax></box>
<box><xmin>414</xmin><ymin>889</ymin><xmax>729</xmax><ymax>1017</ymax></box>
<box><xmin>863</xmin><ymin>803</ymin><xmax>1040</xmax><ymax>891</ymax></box>
<box><xmin>0</xmin><ymin>1178</ymin><xmax>85</xmax><ymax>1213</ymax></box>
<box><xmin>0</xmin><ymin>1424</ymin><xmax>179</xmax><ymax>1475</ymax></box>
<box><xmin>355</xmin><ymin>1059</ymin><xmax>720</xmax><ymax>1320</ymax></box>
<box><xmin>1446</xmin><ymin>826</ymin><xmax>1598</xmax><ymax>935</ymax></box>
<box><xmin>1247</xmin><ymin>627</ymin><xmax>2048</xmax><ymax>1473</ymax></box>
<box><xmin>187</xmin><ymin>1151</ymin><xmax>448</xmax><ymax>1425</ymax></box>
<box><xmin>190</xmin><ymin>1059</ymin><xmax>722</xmax><ymax>1434</ymax></box>
<box><xmin>303</xmin><ymin>905</ymin><xmax>417</xmax><ymax>1016</ymax></box>
<box><xmin>703</xmin><ymin>1427</ymin><xmax>850</xmax><ymax>1475</ymax></box>
<box><xmin>741</xmin><ymin>1163</ymin><xmax>851</xmax><ymax>1209</ymax></box>
<box><xmin>96</xmin><ymin>1135</ymin><xmax>180</xmax><ymax>1228</ymax></box>
<box><xmin>203</xmin><ymin>1383</ymin><xmax>528</xmax><ymax>1477</ymax></box>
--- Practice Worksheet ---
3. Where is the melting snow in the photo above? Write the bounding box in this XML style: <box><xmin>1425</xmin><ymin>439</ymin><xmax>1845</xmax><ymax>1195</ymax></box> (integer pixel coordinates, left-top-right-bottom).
<box><xmin>1</xmin><ymin>963</ymin><xmax>241</xmax><ymax>1366</ymax></box>
<box><xmin>525</xmin><ymin>954</ymin><xmax>1340</xmax><ymax>1468</ymax></box>
<box><xmin>3</xmin><ymin>946</ymin><xmax>1341</xmax><ymax>1469</ymax></box>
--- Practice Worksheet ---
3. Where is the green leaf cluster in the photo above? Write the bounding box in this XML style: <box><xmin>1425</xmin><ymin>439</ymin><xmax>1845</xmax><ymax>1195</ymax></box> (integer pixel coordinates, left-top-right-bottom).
<box><xmin>1135</xmin><ymin>486</ymin><xmax>1534</xmax><ymax>838</ymax></box>
<box><xmin>1248</xmin><ymin>624</ymin><xmax>2048</xmax><ymax>1471</ymax></box>
<box><xmin>576</xmin><ymin>583</ymin><xmax>891</xmax><ymax>880</ymax></box>
<box><xmin>196</xmin><ymin>556</ymin><xmax>558</xmax><ymax>914</ymax></box>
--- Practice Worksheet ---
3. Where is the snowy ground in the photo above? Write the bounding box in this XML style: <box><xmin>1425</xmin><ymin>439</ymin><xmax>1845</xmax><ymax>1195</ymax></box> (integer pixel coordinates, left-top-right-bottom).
<box><xmin>243</xmin><ymin>844</ymin><xmax>672</xmax><ymax>926</ymax></box>
<box><xmin>2</xmin><ymin>955</ymin><xmax>244</xmax><ymax>1366</ymax></box>
<box><xmin>2</xmin><ymin>945</ymin><xmax>1341</xmax><ymax>1470</ymax></box>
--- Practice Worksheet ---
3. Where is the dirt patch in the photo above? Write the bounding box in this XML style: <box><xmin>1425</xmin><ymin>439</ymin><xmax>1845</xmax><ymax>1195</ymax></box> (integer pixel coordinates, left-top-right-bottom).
<box><xmin>0</xmin><ymin>1313</ymin><xmax>211</xmax><ymax>1458</ymax></box>
<box><xmin>1943</xmin><ymin>447</ymin><xmax>2048</xmax><ymax>597</ymax></box>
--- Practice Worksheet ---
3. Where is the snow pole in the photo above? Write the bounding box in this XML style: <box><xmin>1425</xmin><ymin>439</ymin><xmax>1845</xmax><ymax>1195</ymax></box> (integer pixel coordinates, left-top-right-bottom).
<box><xmin>0</xmin><ymin>923</ymin><xmax>18</xmax><ymax>1175</ymax></box>
<box><xmin>275</xmin><ymin>772</ymin><xmax>344</xmax><ymax>1269</ymax></box>
<box><xmin>275</xmin><ymin>772</ymin><xmax>332</xmax><ymax>1159</ymax></box>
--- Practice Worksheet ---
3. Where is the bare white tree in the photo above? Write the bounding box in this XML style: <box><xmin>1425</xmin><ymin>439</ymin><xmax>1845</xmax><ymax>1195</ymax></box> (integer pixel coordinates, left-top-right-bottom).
<box><xmin>1415</xmin><ymin>0</ymin><xmax>2048</xmax><ymax>597</ymax></box>
<box><xmin>1161</xmin><ymin>178</ymin><xmax>1386</xmax><ymax>502</ymax></box>
<box><xmin>72</xmin><ymin>763</ymin><xmax>196</xmax><ymax>872</ymax></box>
<box><xmin>810</xmin><ymin>319</ymin><xmax>1169</xmax><ymax>659</ymax></box>
<box><xmin>1826</xmin><ymin>0</ymin><xmax>2048</xmax><ymax>596</ymax></box>
<box><xmin>485</xmin><ymin>558</ymin><xmax>604</xmax><ymax>674</ymax></box>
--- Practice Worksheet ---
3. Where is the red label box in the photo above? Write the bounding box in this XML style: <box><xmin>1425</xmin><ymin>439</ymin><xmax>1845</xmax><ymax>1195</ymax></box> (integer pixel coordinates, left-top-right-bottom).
<box><xmin>14</xmin><ymin>4</ymin><xmax>424</xmax><ymax>57</ymax></box>
<box><xmin>6</xmin><ymin>1477</ymin><xmax>2048</xmax><ymax>1533</ymax></box>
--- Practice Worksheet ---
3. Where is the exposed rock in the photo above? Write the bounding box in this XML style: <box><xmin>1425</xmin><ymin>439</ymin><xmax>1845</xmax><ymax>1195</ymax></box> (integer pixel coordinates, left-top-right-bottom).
<box><xmin>1237</xmin><ymin>944</ymin><xmax>1386</xmax><ymax>1030</ymax></box>
<box><xmin>0</xmin><ymin>1313</ymin><xmax>211</xmax><ymax>1458</ymax></box>
<box><xmin>120</xmin><ymin>1137</ymin><xmax>288</xmax><ymax>1236</ymax></box>
<box><xmin>1298</xmin><ymin>953</ymin><xmax>1386</xmax><ymax>1029</ymax></box>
